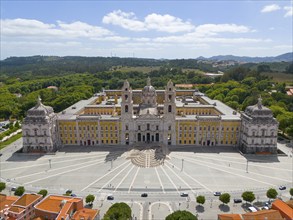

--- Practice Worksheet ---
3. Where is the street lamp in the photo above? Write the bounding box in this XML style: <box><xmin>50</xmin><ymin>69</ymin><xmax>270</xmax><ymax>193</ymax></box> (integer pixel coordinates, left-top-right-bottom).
<box><xmin>181</xmin><ymin>159</ymin><xmax>184</xmax><ymax>172</ymax></box>
<box><xmin>48</xmin><ymin>159</ymin><xmax>51</xmax><ymax>169</ymax></box>
<box><xmin>111</xmin><ymin>159</ymin><xmax>113</xmax><ymax>170</ymax></box>
<box><xmin>246</xmin><ymin>159</ymin><xmax>248</xmax><ymax>173</ymax></box>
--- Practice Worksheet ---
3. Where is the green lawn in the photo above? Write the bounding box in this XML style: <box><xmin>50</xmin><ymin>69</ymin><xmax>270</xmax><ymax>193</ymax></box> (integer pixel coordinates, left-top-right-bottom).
<box><xmin>0</xmin><ymin>133</ymin><xmax>22</xmax><ymax>150</ymax></box>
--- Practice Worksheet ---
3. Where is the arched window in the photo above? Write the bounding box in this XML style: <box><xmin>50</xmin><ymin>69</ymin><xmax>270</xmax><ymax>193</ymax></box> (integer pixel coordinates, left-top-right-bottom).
<box><xmin>125</xmin><ymin>105</ymin><xmax>128</xmax><ymax>113</ymax></box>
<box><xmin>138</xmin><ymin>133</ymin><xmax>141</xmax><ymax>142</ymax></box>
<box><xmin>168</xmin><ymin>105</ymin><xmax>172</xmax><ymax>113</ymax></box>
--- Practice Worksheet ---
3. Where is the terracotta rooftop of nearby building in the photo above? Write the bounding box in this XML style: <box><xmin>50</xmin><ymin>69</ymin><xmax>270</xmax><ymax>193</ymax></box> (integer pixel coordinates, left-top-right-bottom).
<box><xmin>56</xmin><ymin>201</ymin><xmax>73</xmax><ymax>220</ymax></box>
<box><xmin>71</xmin><ymin>208</ymin><xmax>99</xmax><ymax>220</ymax></box>
<box><xmin>0</xmin><ymin>194</ymin><xmax>19</xmax><ymax>211</ymax></box>
<box><xmin>35</xmin><ymin>195</ymin><xmax>82</xmax><ymax>213</ymax></box>
<box><xmin>242</xmin><ymin>209</ymin><xmax>283</xmax><ymax>220</ymax></box>
<box><xmin>286</xmin><ymin>200</ymin><xmax>293</xmax><ymax>209</ymax></box>
<box><xmin>32</xmin><ymin>217</ymin><xmax>45</xmax><ymax>220</ymax></box>
<box><xmin>218</xmin><ymin>213</ymin><xmax>242</xmax><ymax>220</ymax></box>
<box><xmin>272</xmin><ymin>199</ymin><xmax>293</xmax><ymax>220</ymax></box>
<box><xmin>8</xmin><ymin>206</ymin><xmax>25</xmax><ymax>214</ymax></box>
<box><xmin>13</xmin><ymin>194</ymin><xmax>42</xmax><ymax>207</ymax></box>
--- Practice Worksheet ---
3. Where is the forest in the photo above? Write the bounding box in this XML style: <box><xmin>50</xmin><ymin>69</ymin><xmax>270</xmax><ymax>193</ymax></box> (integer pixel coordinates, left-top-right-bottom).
<box><xmin>0</xmin><ymin>56</ymin><xmax>292</xmax><ymax>137</ymax></box>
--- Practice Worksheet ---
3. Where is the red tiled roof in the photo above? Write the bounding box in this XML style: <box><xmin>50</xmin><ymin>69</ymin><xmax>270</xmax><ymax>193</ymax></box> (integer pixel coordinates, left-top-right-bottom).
<box><xmin>242</xmin><ymin>209</ymin><xmax>283</xmax><ymax>220</ymax></box>
<box><xmin>71</xmin><ymin>208</ymin><xmax>99</xmax><ymax>220</ymax></box>
<box><xmin>14</xmin><ymin>194</ymin><xmax>42</xmax><ymax>207</ymax></box>
<box><xmin>218</xmin><ymin>214</ymin><xmax>242</xmax><ymax>220</ymax></box>
<box><xmin>35</xmin><ymin>195</ymin><xmax>82</xmax><ymax>213</ymax></box>
<box><xmin>0</xmin><ymin>194</ymin><xmax>19</xmax><ymax>211</ymax></box>
<box><xmin>272</xmin><ymin>199</ymin><xmax>293</xmax><ymax>220</ymax></box>
<box><xmin>8</xmin><ymin>206</ymin><xmax>25</xmax><ymax>214</ymax></box>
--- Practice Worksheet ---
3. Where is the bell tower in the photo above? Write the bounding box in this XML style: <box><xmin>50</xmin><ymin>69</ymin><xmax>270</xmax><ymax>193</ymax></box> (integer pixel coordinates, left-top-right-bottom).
<box><xmin>121</xmin><ymin>80</ymin><xmax>133</xmax><ymax>117</ymax></box>
<box><xmin>163</xmin><ymin>80</ymin><xmax>176</xmax><ymax>145</ymax></box>
<box><xmin>121</xmin><ymin>80</ymin><xmax>133</xmax><ymax>145</ymax></box>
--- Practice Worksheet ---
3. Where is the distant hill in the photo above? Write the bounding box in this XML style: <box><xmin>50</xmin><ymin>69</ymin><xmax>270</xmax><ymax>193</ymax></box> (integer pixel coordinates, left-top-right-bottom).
<box><xmin>197</xmin><ymin>52</ymin><xmax>293</xmax><ymax>63</ymax></box>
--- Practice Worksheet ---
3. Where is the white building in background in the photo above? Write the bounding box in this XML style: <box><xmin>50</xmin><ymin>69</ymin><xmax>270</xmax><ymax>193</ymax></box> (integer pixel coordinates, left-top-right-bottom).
<box><xmin>240</xmin><ymin>97</ymin><xmax>278</xmax><ymax>154</ymax></box>
<box><xmin>22</xmin><ymin>97</ymin><xmax>58</xmax><ymax>153</ymax></box>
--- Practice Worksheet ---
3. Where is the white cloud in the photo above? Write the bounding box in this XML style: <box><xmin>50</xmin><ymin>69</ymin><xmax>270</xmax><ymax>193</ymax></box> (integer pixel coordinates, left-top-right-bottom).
<box><xmin>57</xmin><ymin>21</ymin><xmax>112</xmax><ymax>37</ymax></box>
<box><xmin>195</xmin><ymin>24</ymin><xmax>251</xmax><ymax>36</ymax></box>
<box><xmin>144</xmin><ymin>13</ymin><xmax>194</xmax><ymax>33</ymax></box>
<box><xmin>91</xmin><ymin>36</ymin><xmax>130</xmax><ymax>42</ymax></box>
<box><xmin>102</xmin><ymin>10</ymin><xmax>146</xmax><ymax>31</ymax></box>
<box><xmin>261</xmin><ymin>4</ymin><xmax>281</xmax><ymax>13</ymax></box>
<box><xmin>1</xmin><ymin>18</ymin><xmax>113</xmax><ymax>39</ymax></box>
<box><xmin>153</xmin><ymin>33</ymin><xmax>271</xmax><ymax>44</ymax></box>
<box><xmin>284</xmin><ymin>6</ymin><xmax>293</xmax><ymax>17</ymax></box>
<box><xmin>102</xmin><ymin>10</ymin><xmax>194</xmax><ymax>33</ymax></box>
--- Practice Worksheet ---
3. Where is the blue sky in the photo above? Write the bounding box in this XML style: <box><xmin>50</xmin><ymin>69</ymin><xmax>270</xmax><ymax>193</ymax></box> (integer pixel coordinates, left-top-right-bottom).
<box><xmin>1</xmin><ymin>1</ymin><xmax>292</xmax><ymax>59</ymax></box>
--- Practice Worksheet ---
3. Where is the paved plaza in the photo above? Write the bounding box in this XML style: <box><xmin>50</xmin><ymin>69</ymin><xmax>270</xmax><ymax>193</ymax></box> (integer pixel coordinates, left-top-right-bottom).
<box><xmin>0</xmin><ymin>139</ymin><xmax>292</xmax><ymax>220</ymax></box>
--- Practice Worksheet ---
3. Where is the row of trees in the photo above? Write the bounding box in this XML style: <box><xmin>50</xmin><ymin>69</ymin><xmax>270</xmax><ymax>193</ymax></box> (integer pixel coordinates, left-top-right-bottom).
<box><xmin>194</xmin><ymin>188</ymin><xmax>292</xmax><ymax>206</ymax></box>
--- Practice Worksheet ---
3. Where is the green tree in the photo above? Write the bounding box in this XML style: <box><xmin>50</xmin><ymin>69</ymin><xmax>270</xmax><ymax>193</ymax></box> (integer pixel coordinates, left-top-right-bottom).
<box><xmin>219</xmin><ymin>193</ymin><xmax>230</xmax><ymax>204</ymax></box>
<box><xmin>266</xmin><ymin>188</ymin><xmax>278</xmax><ymax>200</ymax></box>
<box><xmin>14</xmin><ymin>186</ymin><xmax>25</xmax><ymax>196</ymax></box>
<box><xmin>38</xmin><ymin>189</ymin><xmax>48</xmax><ymax>197</ymax></box>
<box><xmin>196</xmin><ymin>195</ymin><xmax>205</xmax><ymax>206</ymax></box>
<box><xmin>290</xmin><ymin>188</ymin><xmax>293</xmax><ymax>197</ymax></box>
<box><xmin>86</xmin><ymin>194</ymin><xmax>95</xmax><ymax>205</ymax></box>
<box><xmin>103</xmin><ymin>202</ymin><xmax>131</xmax><ymax>220</ymax></box>
<box><xmin>14</xmin><ymin>121</ymin><xmax>20</xmax><ymax>129</ymax></box>
<box><xmin>0</xmin><ymin>182</ymin><xmax>6</xmax><ymax>192</ymax></box>
<box><xmin>165</xmin><ymin>210</ymin><xmax>198</xmax><ymax>220</ymax></box>
<box><xmin>242</xmin><ymin>191</ymin><xmax>255</xmax><ymax>204</ymax></box>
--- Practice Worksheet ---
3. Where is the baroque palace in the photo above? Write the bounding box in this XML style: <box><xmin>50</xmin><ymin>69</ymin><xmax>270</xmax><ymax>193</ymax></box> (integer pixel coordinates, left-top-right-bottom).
<box><xmin>22</xmin><ymin>78</ymin><xmax>278</xmax><ymax>154</ymax></box>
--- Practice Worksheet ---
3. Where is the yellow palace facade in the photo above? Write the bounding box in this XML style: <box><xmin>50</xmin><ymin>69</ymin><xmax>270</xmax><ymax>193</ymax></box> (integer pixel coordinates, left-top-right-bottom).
<box><xmin>57</xmin><ymin>78</ymin><xmax>240</xmax><ymax>148</ymax></box>
<box><xmin>22</xmin><ymin>78</ymin><xmax>278</xmax><ymax>154</ymax></box>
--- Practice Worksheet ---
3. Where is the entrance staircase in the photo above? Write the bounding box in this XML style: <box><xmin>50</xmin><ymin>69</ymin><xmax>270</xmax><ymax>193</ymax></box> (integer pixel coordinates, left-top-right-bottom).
<box><xmin>127</xmin><ymin>147</ymin><xmax>168</xmax><ymax>168</ymax></box>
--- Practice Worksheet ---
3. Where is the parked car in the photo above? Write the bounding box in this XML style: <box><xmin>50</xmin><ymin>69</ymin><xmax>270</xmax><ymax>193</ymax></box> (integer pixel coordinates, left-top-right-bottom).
<box><xmin>248</xmin><ymin>206</ymin><xmax>258</xmax><ymax>212</ymax></box>
<box><xmin>279</xmin><ymin>185</ymin><xmax>286</xmax><ymax>190</ymax></box>
<box><xmin>233</xmin><ymin>198</ymin><xmax>242</xmax><ymax>203</ymax></box>
<box><xmin>214</xmin><ymin>192</ymin><xmax>221</xmax><ymax>196</ymax></box>
<box><xmin>70</xmin><ymin>193</ymin><xmax>77</xmax><ymax>197</ymax></box>
<box><xmin>262</xmin><ymin>206</ymin><xmax>269</xmax><ymax>210</ymax></box>
<box><xmin>141</xmin><ymin>193</ymin><xmax>148</xmax><ymax>197</ymax></box>
<box><xmin>107</xmin><ymin>195</ymin><xmax>114</xmax><ymax>200</ymax></box>
<box><xmin>11</xmin><ymin>187</ymin><xmax>16</xmax><ymax>191</ymax></box>
<box><xmin>65</xmin><ymin>189</ymin><xmax>72</xmax><ymax>194</ymax></box>
<box><xmin>180</xmin><ymin>192</ymin><xmax>188</xmax><ymax>197</ymax></box>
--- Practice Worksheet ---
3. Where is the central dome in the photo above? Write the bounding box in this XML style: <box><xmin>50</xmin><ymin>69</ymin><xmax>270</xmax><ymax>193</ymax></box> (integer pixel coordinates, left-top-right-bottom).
<box><xmin>141</xmin><ymin>77</ymin><xmax>157</xmax><ymax>106</ymax></box>
<box><xmin>143</xmin><ymin>77</ymin><xmax>156</xmax><ymax>94</ymax></box>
